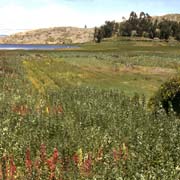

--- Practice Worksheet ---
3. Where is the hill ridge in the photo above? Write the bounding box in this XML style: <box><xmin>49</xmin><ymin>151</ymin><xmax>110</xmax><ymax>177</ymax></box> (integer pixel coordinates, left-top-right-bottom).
<box><xmin>0</xmin><ymin>27</ymin><xmax>95</xmax><ymax>44</ymax></box>
<box><xmin>153</xmin><ymin>13</ymin><xmax>180</xmax><ymax>22</ymax></box>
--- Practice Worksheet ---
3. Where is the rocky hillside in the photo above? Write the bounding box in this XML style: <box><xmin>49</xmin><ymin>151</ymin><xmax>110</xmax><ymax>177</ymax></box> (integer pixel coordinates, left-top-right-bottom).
<box><xmin>153</xmin><ymin>14</ymin><xmax>180</xmax><ymax>22</ymax></box>
<box><xmin>0</xmin><ymin>27</ymin><xmax>95</xmax><ymax>44</ymax></box>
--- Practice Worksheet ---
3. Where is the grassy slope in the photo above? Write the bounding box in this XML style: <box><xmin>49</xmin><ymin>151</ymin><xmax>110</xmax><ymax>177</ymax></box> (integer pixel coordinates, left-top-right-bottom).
<box><xmin>0</xmin><ymin>27</ymin><xmax>94</xmax><ymax>44</ymax></box>
<box><xmin>1</xmin><ymin>38</ymin><xmax>180</xmax><ymax>179</ymax></box>
<box><xmin>22</xmin><ymin>38</ymin><xmax>179</xmax><ymax>98</ymax></box>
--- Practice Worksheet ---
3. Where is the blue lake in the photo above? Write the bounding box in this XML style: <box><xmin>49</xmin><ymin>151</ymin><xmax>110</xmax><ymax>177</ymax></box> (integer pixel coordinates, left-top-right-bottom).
<box><xmin>0</xmin><ymin>44</ymin><xmax>79</xmax><ymax>50</ymax></box>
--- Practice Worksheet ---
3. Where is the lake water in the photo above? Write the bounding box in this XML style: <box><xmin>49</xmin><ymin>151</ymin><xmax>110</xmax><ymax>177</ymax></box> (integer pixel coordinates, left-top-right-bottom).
<box><xmin>0</xmin><ymin>44</ymin><xmax>79</xmax><ymax>50</ymax></box>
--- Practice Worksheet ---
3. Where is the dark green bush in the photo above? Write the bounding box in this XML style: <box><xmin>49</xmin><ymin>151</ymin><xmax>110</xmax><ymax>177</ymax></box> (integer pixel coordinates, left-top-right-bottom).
<box><xmin>149</xmin><ymin>76</ymin><xmax>180</xmax><ymax>115</ymax></box>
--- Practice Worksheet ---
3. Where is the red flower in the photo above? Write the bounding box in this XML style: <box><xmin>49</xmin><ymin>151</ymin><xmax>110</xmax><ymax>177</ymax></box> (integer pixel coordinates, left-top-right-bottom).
<box><xmin>34</xmin><ymin>159</ymin><xmax>40</xmax><ymax>170</ymax></box>
<box><xmin>82</xmin><ymin>153</ymin><xmax>92</xmax><ymax>174</ymax></box>
<box><xmin>9</xmin><ymin>157</ymin><xmax>16</xmax><ymax>179</ymax></box>
<box><xmin>113</xmin><ymin>149</ymin><xmax>118</xmax><ymax>161</ymax></box>
<box><xmin>119</xmin><ymin>147</ymin><xmax>122</xmax><ymax>158</ymax></box>
<box><xmin>54</xmin><ymin>105</ymin><xmax>63</xmax><ymax>114</ymax></box>
<box><xmin>12</xmin><ymin>105</ymin><xmax>29</xmax><ymax>116</ymax></box>
<box><xmin>40</xmin><ymin>144</ymin><xmax>46</xmax><ymax>162</ymax></box>
<box><xmin>57</xmin><ymin>105</ymin><xmax>63</xmax><ymax>113</ymax></box>
<box><xmin>47</xmin><ymin>158</ymin><xmax>56</xmax><ymax>171</ymax></box>
<box><xmin>46</xmin><ymin>148</ymin><xmax>59</xmax><ymax>180</ymax></box>
<box><xmin>25</xmin><ymin>148</ymin><xmax>32</xmax><ymax>172</ymax></box>
<box><xmin>72</xmin><ymin>153</ymin><xmax>79</xmax><ymax>166</ymax></box>
<box><xmin>52</xmin><ymin>148</ymin><xmax>59</xmax><ymax>164</ymax></box>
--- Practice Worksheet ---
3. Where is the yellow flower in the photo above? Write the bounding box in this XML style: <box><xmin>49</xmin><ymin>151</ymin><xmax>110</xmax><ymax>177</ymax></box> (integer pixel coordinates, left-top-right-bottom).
<box><xmin>46</xmin><ymin>107</ymin><xmax>50</xmax><ymax>114</ymax></box>
<box><xmin>77</xmin><ymin>148</ymin><xmax>83</xmax><ymax>166</ymax></box>
<box><xmin>176</xmin><ymin>166</ymin><xmax>180</xmax><ymax>171</ymax></box>
<box><xmin>122</xmin><ymin>143</ymin><xmax>127</xmax><ymax>153</ymax></box>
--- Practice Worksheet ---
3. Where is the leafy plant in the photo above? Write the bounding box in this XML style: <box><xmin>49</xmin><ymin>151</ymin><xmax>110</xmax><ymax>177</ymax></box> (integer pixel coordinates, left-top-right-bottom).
<box><xmin>149</xmin><ymin>76</ymin><xmax>180</xmax><ymax>115</ymax></box>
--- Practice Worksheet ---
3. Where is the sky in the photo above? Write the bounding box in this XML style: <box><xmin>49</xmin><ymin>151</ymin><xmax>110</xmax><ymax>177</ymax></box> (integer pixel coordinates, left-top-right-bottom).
<box><xmin>0</xmin><ymin>0</ymin><xmax>180</xmax><ymax>35</ymax></box>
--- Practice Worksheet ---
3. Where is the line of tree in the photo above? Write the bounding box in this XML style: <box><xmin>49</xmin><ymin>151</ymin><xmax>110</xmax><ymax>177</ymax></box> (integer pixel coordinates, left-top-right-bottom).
<box><xmin>94</xmin><ymin>21</ymin><xmax>119</xmax><ymax>43</ymax></box>
<box><xmin>94</xmin><ymin>11</ymin><xmax>180</xmax><ymax>43</ymax></box>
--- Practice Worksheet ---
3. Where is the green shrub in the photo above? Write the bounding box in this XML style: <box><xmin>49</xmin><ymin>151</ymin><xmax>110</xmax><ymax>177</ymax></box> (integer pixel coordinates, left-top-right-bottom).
<box><xmin>149</xmin><ymin>76</ymin><xmax>180</xmax><ymax>115</ymax></box>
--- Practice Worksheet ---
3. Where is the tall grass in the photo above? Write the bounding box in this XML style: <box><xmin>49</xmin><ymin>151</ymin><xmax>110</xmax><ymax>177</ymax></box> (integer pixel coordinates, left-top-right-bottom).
<box><xmin>0</xmin><ymin>53</ymin><xmax>179</xmax><ymax>179</ymax></box>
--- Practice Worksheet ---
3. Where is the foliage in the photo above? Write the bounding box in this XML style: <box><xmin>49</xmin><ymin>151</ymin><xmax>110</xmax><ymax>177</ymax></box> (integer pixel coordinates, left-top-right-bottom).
<box><xmin>158</xmin><ymin>20</ymin><xmax>172</xmax><ymax>40</ymax></box>
<box><xmin>149</xmin><ymin>76</ymin><xmax>180</xmax><ymax>115</ymax></box>
<box><xmin>94</xmin><ymin>11</ymin><xmax>180</xmax><ymax>42</ymax></box>
<box><xmin>94</xmin><ymin>27</ymin><xmax>103</xmax><ymax>43</ymax></box>
<box><xmin>94</xmin><ymin>21</ymin><xmax>119</xmax><ymax>42</ymax></box>
<box><xmin>0</xmin><ymin>50</ymin><xmax>180</xmax><ymax>179</ymax></box>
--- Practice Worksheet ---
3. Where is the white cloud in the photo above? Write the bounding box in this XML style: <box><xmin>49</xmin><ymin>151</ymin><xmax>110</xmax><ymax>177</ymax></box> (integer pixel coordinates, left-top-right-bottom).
<box><xmin>0</xmin><ymin>4</ymin><xmax>74</xmax><ymax>34</ymax></box>
<box><xmin>0</xmin><ymin>3</ymin><xmax>125</xmax><ymax>35</ymax></box>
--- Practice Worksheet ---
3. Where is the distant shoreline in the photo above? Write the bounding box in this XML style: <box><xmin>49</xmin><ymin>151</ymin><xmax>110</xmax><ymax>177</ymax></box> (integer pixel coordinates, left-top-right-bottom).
<box><xmin>0</xmin><ymin>44</ymin><xmax>79</xmax><ymax>50</ymax></box>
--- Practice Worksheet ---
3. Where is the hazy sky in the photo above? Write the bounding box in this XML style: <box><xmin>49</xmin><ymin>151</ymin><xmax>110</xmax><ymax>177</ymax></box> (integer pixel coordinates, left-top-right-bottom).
<box><xmin>0</xmin><ymin>0</ymin><xmax>179</xmax><ymax>34</ymax></box>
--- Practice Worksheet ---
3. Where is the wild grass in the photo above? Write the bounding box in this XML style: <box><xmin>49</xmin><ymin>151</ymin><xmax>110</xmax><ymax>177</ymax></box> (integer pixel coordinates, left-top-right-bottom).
<box><xmin>0</xmin><ymin>39</ymin><xmax>180</xmax><ymax>179</ymax></box>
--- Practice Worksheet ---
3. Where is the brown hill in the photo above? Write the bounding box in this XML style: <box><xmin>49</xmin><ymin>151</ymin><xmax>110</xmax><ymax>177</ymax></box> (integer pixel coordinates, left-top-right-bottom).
<box><xmin>0</xmin><ymin>27</ymin><xmax>95</xmax><ymax>44</ymax></box>
<box><xmin>153</xmin><ymin>14</ymin><xmax>180</xmax><ymax>22</ymax></box>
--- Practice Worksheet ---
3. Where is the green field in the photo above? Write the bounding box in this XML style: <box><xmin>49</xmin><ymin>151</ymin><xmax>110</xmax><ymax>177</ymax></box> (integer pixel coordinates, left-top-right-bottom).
<box><xmin>20</xmin><ymin>39</ymin><xmax>180</xmax><ymax>97</ymax></box>
<box><xmin>0</xmin><ymin>39</ymin><xmax>180</xmax><ymax>179</ymax></box>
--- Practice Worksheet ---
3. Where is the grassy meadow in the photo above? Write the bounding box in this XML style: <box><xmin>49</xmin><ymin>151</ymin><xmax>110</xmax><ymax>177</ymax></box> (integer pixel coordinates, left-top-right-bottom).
<box><xmin>0</xmin><ymin>39</ymin><xmax>180</xmax><ymax>179</ymax></box>
<box><xmin>23</xmin><ymin>39</ymin><xmax>180</xmax><ymax>97</ymax></box>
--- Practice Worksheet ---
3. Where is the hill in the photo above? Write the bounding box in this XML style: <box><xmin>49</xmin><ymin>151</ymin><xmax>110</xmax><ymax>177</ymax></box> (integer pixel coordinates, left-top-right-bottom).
<box><xmin>153</xmin><ymin>13</ymin><xmax>180</xmax><ymax>22</ymax></box>
<box><xmin>0</xmin><ymin>14</ymin><xmax>179</xmax><ymax>45</ymax></box>
<box><xmin>0</xmin><ymin>27</ymin><xmax>95</xmax><ymax>44</ymax></box>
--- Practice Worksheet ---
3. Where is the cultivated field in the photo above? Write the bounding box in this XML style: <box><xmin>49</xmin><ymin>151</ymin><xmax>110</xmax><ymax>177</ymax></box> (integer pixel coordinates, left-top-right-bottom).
<box><xmin>0</xmin><ymin>39</ymin><xmax>180</xmax><ymax>179</ymax></box>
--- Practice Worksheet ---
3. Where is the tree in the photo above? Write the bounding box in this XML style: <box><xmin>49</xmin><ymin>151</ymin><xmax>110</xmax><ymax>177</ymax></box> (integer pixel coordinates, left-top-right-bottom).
<box><xmin>128</xmin><ymin>11</ymin><xmax>139</xmax><ymax>31</ymax></box>
<box><xmin>119</xmin><ymin>21</ymin><xmax>133</xmax><ymax>36</ymax></box>
<box><xmin>119</xmin><ymin>12</ymin><xmax>138</xmax><ymax>36</ymax></box>
<box><xmin>151</xmin><ymin>19</ymin><xmax>159</xmax><ymax>38</ymax></box>
<box><xmin>119</xmin><ymin>11</ymin><xmax>153</xmax><ymax>37</ymax></box>
<box><xmin>149</xmin><ymin>76</ymin><xmax>180</xmax><ymax>115</ymax></box>
<box><xmin>100</xmin><ymin>21</ymin><xmax>118</xmax><ymax>38</ymax></box>
<box><xmin>137</xmin><ymin>12</ymin><xmax>152</xmax><ymax>37</ymax></box>
<box><xmin>175</xmin><ymin>23</ymin><xmax>180</xmax><ymax>40</ymax></box>
<box><xmin>94</xmin><ymin>27</ymin><xmax>103</xmax><ymax>43</ymax></box>
<box><xmin>94</xmin><ymin>11</ymin><xmax>180</xmax><ymax>41</ymax></box>
<box><xmin>139</xmin><ymin>12</ymin><xmax>145</xmax><ymax>19</ymax></box>
<box><xmin>159</xmin><ymin>20</ymin><xmax>171</xmax><ymax>40</ymax></box>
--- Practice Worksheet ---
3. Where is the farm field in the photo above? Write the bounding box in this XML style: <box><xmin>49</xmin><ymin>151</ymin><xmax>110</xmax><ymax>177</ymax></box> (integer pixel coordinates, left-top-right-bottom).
<box><xmin>22</xmin><ymin>39</ymin><xmax>180</xmax><ymax>97</ymax></box>
<box><xmin>0</xmin><ymin>39</ymin><xmax>180</xmax><ymax>179</ymax></box>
